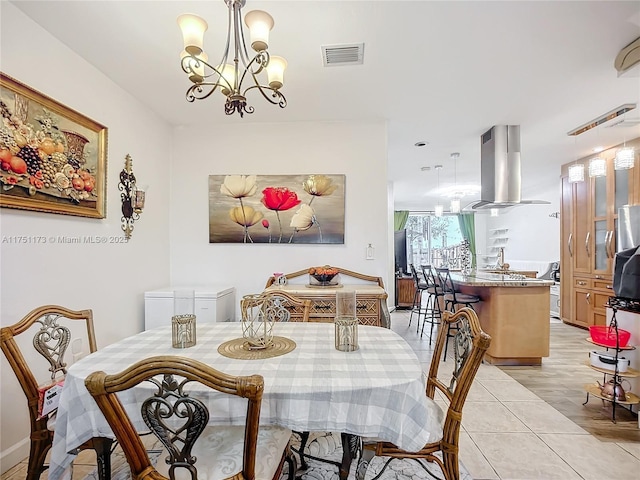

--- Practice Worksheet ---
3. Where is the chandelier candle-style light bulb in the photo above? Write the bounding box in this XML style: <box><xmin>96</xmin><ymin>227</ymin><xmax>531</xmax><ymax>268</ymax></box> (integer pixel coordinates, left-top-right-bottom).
<box><xmin>177</xmin><ymin>0</ymin><xmax>287</xmax><ymax>117</ymax></box>
<box><xmin>568</xmin><ymin>163</ymin><xmax>585</xmax><ymax>183</ymax></box>
<box><xmin>615</xmin><ymin>146</ymin><xmax>635</xmax><ymax>170</ymax></box>
<box><xmin>588</xmin><ymin>157</ymin><xmax>606</xmax><ymax>177</ymax></box>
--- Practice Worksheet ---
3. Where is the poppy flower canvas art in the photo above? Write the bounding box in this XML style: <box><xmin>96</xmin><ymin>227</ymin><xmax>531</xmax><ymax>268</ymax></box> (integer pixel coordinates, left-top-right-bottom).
<box><xmin>209</xmin><ymin>174</ymin><xmax>345</xmax><ymax>244</ymax></box>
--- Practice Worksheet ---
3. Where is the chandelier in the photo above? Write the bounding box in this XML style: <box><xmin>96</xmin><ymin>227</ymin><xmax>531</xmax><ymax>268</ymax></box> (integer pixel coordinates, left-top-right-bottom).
<box><xmin>177</xmin><ymin>0</ymin><xmax>287</xmax><ymax>117</ymax></box>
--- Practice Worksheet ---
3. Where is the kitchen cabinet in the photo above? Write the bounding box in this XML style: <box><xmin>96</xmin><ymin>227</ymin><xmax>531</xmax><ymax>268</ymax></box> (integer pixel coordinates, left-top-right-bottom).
<box><xmin>560</xmin><ymin>138</ymin><xmax>639</xmax><ymax>328</ymax></box>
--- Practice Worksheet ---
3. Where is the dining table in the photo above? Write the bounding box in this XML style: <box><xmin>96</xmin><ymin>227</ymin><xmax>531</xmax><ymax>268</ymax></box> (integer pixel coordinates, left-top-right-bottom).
<box><xmin>48</xmin><ymin>322</ymin><xmax>443</xmax><ymax>480</ymax></box>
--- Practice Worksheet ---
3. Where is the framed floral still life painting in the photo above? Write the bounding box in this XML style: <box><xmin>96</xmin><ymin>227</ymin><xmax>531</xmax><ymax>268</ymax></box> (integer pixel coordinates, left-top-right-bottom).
<box><xmin>209</xmin><ymin>174</ymin><xmax>345</xmax><ymax>244</ymax></box>
<box><xmin>0</xmin><ymin>73</ymin><xmax>107</xmax><ymax>218</ymax></box>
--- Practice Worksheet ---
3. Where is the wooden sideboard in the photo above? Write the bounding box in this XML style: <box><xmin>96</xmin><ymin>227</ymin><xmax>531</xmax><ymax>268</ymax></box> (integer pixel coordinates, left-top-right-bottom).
<box><xmin>264</xmin><ymin>267</ymin><xmax>390</xmax><ymax>327</ymax></box>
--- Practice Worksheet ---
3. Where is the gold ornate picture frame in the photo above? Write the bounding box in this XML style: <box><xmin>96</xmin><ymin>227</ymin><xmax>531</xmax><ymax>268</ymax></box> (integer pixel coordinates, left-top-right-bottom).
<box><xmin>0</xmin><ymin>73</ymin><xmax>107</xmax><ymax>218</ymax></box>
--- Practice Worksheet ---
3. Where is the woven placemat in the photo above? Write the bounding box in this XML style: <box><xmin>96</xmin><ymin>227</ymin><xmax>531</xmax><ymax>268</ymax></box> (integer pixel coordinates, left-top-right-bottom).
<box><xmin>217</xmin><ymin>336</ymin><xmax>296</xmax><ymax>360</ymax></box>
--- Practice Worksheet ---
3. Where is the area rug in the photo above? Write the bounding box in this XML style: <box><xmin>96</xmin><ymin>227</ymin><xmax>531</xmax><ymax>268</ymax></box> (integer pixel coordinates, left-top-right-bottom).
<box><xmin>83</xmin><ymin>432</ymin><xmax>473</xmax><ymax>480</ymax></box>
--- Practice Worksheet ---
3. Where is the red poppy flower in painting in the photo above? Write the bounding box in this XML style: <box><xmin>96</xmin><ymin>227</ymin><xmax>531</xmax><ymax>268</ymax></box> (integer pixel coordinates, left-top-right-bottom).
<box><xmin>261</xmin><ymin>187</ymin><xmax>301</xmax><ymax>211</ymax></box>
<box><xmin>261</xmin><ymin>187</ymin><xmax>301</xmax><ymax>243</ymax></box>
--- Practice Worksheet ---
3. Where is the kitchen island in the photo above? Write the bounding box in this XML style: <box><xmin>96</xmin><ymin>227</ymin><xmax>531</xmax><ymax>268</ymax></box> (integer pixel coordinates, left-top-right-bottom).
<box><xmin>451</xmin><ymin>272</ymin><xmax>554</xmax><ymax>366</ymax></box>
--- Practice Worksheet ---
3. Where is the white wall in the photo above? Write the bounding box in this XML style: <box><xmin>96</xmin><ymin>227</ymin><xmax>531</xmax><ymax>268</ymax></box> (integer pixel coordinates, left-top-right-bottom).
<box><xmin>169</xmin><ymin>121</ymin><xmax>390</xmax><ymax>306</ymax></box>
<box><xmin>484</xmin><ymin>181</ymin><xmax>561</xmax><ymax>263</ymax></box>
<box><xmin>0</xmin><ymin>4</ymin><xmax>172</xmax><ymax>470</ymax></box>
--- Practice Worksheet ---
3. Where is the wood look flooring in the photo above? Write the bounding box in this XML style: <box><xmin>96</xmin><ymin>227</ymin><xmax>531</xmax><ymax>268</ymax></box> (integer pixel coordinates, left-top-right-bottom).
<box><xmin>499</xmin><ymin>319</ymin><xmax>640</xmax><ymax>443</ymax></box>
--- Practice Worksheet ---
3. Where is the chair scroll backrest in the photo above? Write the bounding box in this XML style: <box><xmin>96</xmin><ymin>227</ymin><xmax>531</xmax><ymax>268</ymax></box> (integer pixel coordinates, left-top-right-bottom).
<box><xmin>262</xmin><ymin>291</ymin><xmax>312</xmax><ymax>322</ymax></box>
<box><xmin>1</xmin><ymin>305</ymin><xmax>97</xmax><ymax>420</ymax></box>
<box><xmin>85</xmin><ymin>355</ymin><xmax>265</xmax><ymax>480</ymax></box>
<box><xmin>426</xmin><ymin>308</ymin><xmax>491</xmax><ymax>445</ymax></box>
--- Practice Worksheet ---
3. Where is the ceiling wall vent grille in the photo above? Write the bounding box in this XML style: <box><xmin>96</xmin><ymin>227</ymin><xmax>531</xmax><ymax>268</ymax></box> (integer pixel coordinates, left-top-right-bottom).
<box><xmin>321</xmin><ymin>43</ymin><xmax>364</xmax><ymax>67</ymax></box>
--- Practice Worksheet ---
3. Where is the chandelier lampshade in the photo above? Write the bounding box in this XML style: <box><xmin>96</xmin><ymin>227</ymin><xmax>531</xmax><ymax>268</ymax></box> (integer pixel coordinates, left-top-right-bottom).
<box><xmin>615</xmin><ymin>146</ymin><xmax>635</xmax><ymax>170</ymax></box>
<box><xmin>568</xmin><ymin>163</ymin><xmax>585</xmax><ymax>183</ymax></box>
<box><xmin>244</xmin><ymin>10</ymin><xmax>274</xmax><ymax>51</ymax></box>
<box><xmin>177</xmin><ymin>0</ymin><xmax>287</xmax><ymax>117</ymax></box>
<box><xmin>588</xmin><ymin>157</ymin><xmax>606</xmax><ymax>177</ymax></box>
<box><xmin>177</xmin><ymin>14</ymin><xmax>208</xmax><ymax>55</ymax></box>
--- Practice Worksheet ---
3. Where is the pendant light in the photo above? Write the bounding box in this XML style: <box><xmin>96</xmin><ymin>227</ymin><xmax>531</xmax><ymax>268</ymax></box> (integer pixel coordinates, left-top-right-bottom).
<box><xmin>588</xmin><ymin>156</ymin><xmax>607</xmax><ymax>177</ymax></box>
<box><xmin>568</xmin><ymin>136</ymin><xmax>585</xmax><ymax>183</ymax></box>
<box><xmin>449</xmin><ymin>153</ymin><xmax>461</xmax><ymax>213</ymax></box>
<box><xmin>434</xmin><ymin>165</ymin><xmax>443</xmax><ymax>217</ymax></box>
<box><xmin>615</xmin><ymin>113</ymin><xmax>635</xmax><ymax>169</ymax></box>
<box><xmin>615</xmin><ymin>146</ymin><xmax>635</xmax><ymax>170</ymax></box>
<box><xmin>588</xmin><ymin>126</ymin><xmax>606</xmax><ymax>178</ymax></box>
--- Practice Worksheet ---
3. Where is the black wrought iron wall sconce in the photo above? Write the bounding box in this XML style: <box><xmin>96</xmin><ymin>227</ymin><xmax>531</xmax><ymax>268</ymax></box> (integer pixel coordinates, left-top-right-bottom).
<box><xmin>119</xmin><ymin>154</ymin><xmax>145</xmax><ymax>239</ymax></box>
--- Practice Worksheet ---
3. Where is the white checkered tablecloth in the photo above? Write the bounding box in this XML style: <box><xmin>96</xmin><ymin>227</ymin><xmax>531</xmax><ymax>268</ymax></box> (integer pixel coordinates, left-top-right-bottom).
<box><xmin>48</xmin><ymin>322</ymin><xmax>442</xmax><ymax>480</ymax></box>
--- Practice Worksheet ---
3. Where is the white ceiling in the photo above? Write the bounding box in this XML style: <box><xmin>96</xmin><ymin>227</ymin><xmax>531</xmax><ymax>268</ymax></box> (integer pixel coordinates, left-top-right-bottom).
<box><xmin>9</xmin><ymin>0</ymin><xmax>640</xmax><ymax>211</ymax></box>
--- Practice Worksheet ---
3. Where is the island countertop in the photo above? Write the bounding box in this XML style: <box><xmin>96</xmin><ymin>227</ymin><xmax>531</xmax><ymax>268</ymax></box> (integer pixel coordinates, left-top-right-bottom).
<box><xmin>451</xmin><ymin>272</ymin><xmax>554</xmax><ymax>287</ymax></box>
<box><xmin>448</xmin><ymin>272</ymin><xmax>551</xmax><ymax>366</ymax></box>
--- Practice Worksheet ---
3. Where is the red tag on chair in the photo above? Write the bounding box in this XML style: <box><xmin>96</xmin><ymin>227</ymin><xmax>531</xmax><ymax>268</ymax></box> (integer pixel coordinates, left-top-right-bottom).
<box><xmin>37</xmin><ymin>378</ymin><xmax>64</xmax><ymax>420</ymax></box>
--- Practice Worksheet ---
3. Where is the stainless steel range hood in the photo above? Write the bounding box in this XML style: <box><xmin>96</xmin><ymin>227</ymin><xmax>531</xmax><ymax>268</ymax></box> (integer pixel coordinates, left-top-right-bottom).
<box><xmin>465</xmin><ymin>125</ymin><xmax>549</xmax><ymax>211</ymax></box>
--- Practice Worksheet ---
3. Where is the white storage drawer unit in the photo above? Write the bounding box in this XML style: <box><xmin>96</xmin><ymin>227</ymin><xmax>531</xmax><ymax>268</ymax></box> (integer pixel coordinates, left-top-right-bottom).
<box><xmin>144</xmin><ymin>286</ymin><xmax>236</xmax><ymax>331</ymax></box>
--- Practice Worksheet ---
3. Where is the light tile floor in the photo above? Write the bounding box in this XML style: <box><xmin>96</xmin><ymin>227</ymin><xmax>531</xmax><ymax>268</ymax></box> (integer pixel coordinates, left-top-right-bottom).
<box><xmin>394</xmin><ymin>309</ymin><xmax>640</xmax><ymax>480</ymax></box>
<box><xmin>4</xmin><ymin>310</ymin><xmax>640</xmax><ymax>480</ymax></box>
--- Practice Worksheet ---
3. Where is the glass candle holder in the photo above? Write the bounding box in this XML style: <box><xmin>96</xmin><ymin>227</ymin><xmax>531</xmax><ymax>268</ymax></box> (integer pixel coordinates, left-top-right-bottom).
<box><xmin>335</xmin><ymin>290</ymin><xmax>358</xmax><ymax>351</ymax></box>
<box><xmin>241</xmin><ymin>294</ymin><xmax>274</xmax><ymax>350</ymax></box>
<box><xmin>335</xmin><ymin>317</ymin><xmax>359</xmax><ymax>352</ymax></box>
<box><xmin>172</xmin><ymin>314</ymin><xmax>196</xmax><ymax>348</ymax></box>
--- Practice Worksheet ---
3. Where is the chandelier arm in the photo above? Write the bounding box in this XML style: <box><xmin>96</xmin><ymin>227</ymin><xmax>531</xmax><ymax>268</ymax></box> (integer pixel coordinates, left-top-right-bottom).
<box><xmin>236</xmin><ymin>52</ymin><xmax>268</xmax><ymax>92</ymax></box>
<box><xmin>243</xmin><ymin>84</ymin><xmax>287</xmax><ymax>108</ymax></box>
<box><xmin>235</xmin><ymin>8</ymin><xmax>265</xmax><ymax>76</ymax></box>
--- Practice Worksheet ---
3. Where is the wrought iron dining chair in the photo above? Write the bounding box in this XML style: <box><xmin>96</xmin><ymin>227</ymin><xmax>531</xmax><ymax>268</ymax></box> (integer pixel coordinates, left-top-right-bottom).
<box><xmin>85</xmin><ymin>355</ymin><xmax>296</xmax><ymax>480</ymax></box>
<box><xmin>0</xmin><ymin>305</ymin><xmax>113</xmax><ymax>480</ymax></box>
<box><xmin>436</xmin><ymin>267</ymin><xmax>481</xmax><ymax>359</ymax></box>
<box><xmin>408</xmin><ymin>264</ymin><xmax>430</xmax><ymax>333</ymax></box>
<box><xmin>357</xmin><ymin>308</ymin><xmax>491</xmax><ymax>480</ymax></box>
<box><xmin>420</xmin><ymin>265</ymin><xmax>444</xmax><ymax>344</ymax></box>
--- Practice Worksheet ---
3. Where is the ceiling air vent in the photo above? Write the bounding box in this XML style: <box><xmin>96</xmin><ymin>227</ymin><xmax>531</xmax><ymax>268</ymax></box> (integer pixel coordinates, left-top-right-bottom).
<box><xmin>321</xmin><ymin>43</ymin><xmax>364</xmax><ymax>67</ymax></box>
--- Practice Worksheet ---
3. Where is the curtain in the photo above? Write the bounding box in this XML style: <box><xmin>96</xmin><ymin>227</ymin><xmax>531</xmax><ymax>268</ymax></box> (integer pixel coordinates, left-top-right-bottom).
<box><xmin>394</xmin><ymin>211</ymin><xmax>410</xmax><ymax>231</ymax></box>
<box><xmin>457</xmin><ymin>213</ymin><xmax>477</xmax><ymax>268</ymax></box>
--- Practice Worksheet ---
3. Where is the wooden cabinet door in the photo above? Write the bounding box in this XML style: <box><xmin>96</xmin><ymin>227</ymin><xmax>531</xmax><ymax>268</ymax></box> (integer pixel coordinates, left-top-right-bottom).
<box><xmin>560</xmin><ymin>176</ymin><xmax>573</xmax><ymax>323</ymax></box>
<box><xmin>571</xmin><ymin>289</ymin><xmax>590</xmax><ymax>328</ymax></box>
<box><xmin>573</xmin><ymin>178</ymin><xmax>591</xmax><ymax>274</ymax></box>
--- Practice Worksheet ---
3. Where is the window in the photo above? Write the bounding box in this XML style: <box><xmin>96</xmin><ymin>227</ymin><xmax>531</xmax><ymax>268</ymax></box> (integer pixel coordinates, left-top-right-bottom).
<box><xmin>405</xmin><ymin>213</ymin><xmax>464</xmax><ymax>268</ymax></box>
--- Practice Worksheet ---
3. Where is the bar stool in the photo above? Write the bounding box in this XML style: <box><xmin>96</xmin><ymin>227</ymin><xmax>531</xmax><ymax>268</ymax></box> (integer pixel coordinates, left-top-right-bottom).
<box><xmin>420</xmin><ymin>265</ymin><xmax>443</xmax><ymax>344</ymax></box>
<box><xmin>435</xmin><ymin>267</ymin><xmax>481</xmax><ymax>359</ymax></box>
<box><xmin>408</xmin><ymin>264</ymin><xmax>429</xmax><ymax>333</ymax></box>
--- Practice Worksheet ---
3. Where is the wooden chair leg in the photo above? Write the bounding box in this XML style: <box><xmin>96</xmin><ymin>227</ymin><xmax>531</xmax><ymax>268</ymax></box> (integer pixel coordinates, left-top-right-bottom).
<box><xmin>26</xmin><ymin>437</ymin><xmax>49</xmax><ymax>480</ymax></box>
<box><xmin>442</xmin><ymin>450</ymin><xmax>459</xmax><ymax>480</ymax></box>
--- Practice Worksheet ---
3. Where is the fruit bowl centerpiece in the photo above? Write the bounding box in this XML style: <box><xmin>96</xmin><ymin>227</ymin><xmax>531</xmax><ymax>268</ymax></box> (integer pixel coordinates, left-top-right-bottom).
<box><xmin>308</xmin><ymin>266</ymin><xmax>340</xmax><ymax>287</ymax></box>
